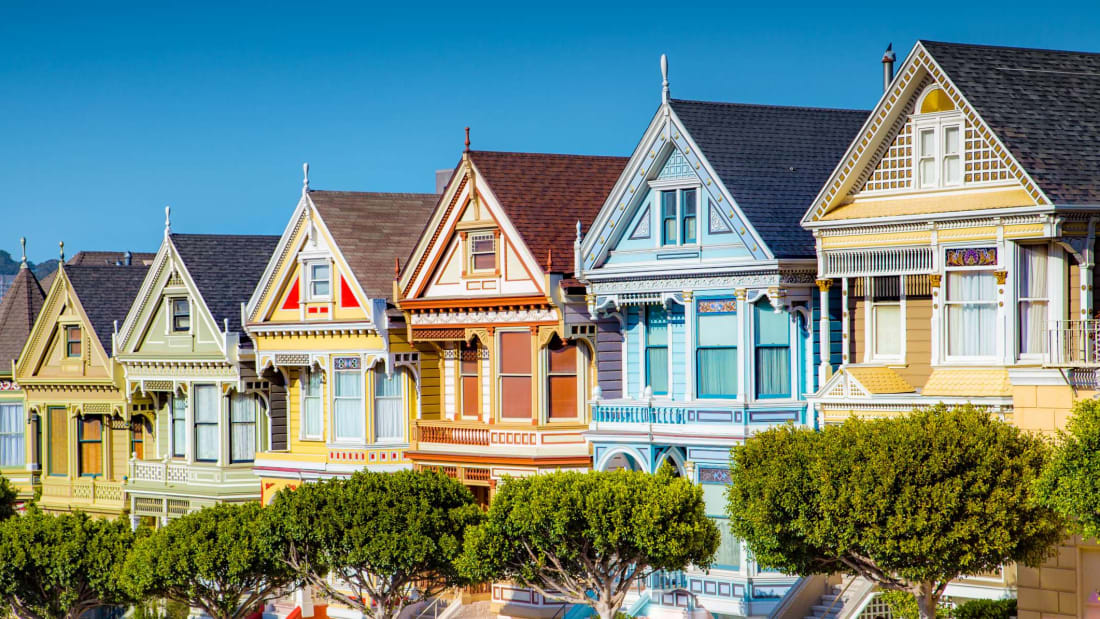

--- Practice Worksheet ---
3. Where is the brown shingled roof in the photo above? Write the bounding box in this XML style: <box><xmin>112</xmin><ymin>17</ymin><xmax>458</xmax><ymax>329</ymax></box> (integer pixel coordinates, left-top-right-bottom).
<box><xmin>468</xmin><ymin>151</ymin><xmax>627</xmax><ymax>274</ymax></box>
<box><xmin>308</xmin><ymin>191</ymin><xmax>439</xmax><ymax>301</ymax></box>
<box><xmin>0</xmin><ymin>267</ymin><xmax>46</xmax><ymax>374</ymax></box>
<box><xmin>67</xmin><ymin>251</ymin><xmax>156</xmax><ymax>266</ymax></box>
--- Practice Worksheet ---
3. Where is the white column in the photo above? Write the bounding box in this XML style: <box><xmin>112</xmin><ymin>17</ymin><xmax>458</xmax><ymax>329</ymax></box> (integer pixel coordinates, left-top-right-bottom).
<box><xmin>841</xmin><ymin>278</ymin><xmax>850</xmax><ymax>366</ymax></box>
<box><xmin>816</xmin><ymin>279</ymin><xmax>832</xmax><ymax>385</ymax></box>
<box><xmin>684</xmin><ymin>291</ymin><xmax>695</xmax><ymax>401</ymax></box>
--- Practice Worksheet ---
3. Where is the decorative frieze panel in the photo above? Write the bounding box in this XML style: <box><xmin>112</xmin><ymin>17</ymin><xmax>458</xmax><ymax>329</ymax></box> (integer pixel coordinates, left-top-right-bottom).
<box><xmin>944</xmin><ymin>246</ymin><xmax>997</xmax><ymax>267</ymax></box>
<box><xmin>410</xmin><ymin>308</ymin><xmax>557</xmax><ymax>325</ymax></box>
<box><xmin>588</xmin><ymin>270</ymin><xmax>817</xmax><ymax>295</ymax></box>
<box><xmin>333</xmin><ymin>356</ymin><xmax>361</xmax><ymax>370</ymax></box>
<box><xmin>822</xmin><ymin>247</ymin><xmax>933</xmax><ymax>278</ymax></box>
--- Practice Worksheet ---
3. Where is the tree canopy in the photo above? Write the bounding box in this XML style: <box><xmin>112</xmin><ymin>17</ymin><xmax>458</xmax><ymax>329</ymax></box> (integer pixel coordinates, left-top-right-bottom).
<box><xmin>264</xmin><ymin>469</ymin><xmax>484</xmax><ymax>619</ymax></box>
<box><xmin>0</xmin><ymin>508</ymin><xmax>136</xmax><ymax>619</ymax></box>
<box><xmin>459</xmin><ymin>467</ymin><xmax>719</xmax><ymax>619</ymax></box>
<box><xmin>1036</xmin><ymin>398</ymin><xmax>1100</xmax><ymax>539</ymax></box>
<box><xmin>122</xmin><ymin>502</ymin><xmax>297</xmax><ymax>619</ymax></box>
<box><xmin>0</xmin><ymin>478</ymin><xmax>17</xmax><ymax>521</ymax></box>
<box><xmin>727</xmin><ymin>404</ymin><xmax>1064</xmax><ymax>619</ymax></box>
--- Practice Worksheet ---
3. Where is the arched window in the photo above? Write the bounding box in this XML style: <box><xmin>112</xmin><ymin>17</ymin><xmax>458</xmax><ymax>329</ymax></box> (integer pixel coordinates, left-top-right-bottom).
<box><xmin>918</xmin><ymin>86</ymin><xmax>955</xmax><ymax>114</ymax></box>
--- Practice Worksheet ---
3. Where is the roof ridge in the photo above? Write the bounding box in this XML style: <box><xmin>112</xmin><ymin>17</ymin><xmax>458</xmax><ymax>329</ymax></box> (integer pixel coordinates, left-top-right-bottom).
<box><xmin>469</xmin><ymin>150</ymin><xmax>628</xmax><ymax>161</ymax></box>
<box><xmin>308</xmin><ymin>190</ymin><xmax>439</xmax><ymax>197</ymax></box>
<box><xmin>919</xmin><ymin>39</ymin><xmax>1100</xmax><ymax>57</ymax></box>
<box><xmin>171</xmin><ymin>233</ymin><xmax>281</xmax><ymax>239</ymax></box>
<box><xmin>670</xmin><ymin>98</ymin><xmax>871</xmax><ymax>114</ymax></box>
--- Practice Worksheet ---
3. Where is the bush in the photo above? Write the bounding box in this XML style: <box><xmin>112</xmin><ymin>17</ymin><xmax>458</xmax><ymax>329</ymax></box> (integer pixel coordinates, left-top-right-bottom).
<box><xmin>879</xmin><ymin>592</ymin><xmax>951</xmax><ymax>619</ymax></box>
<box><xmin>953</xmin><ymin>598</ymin><xmax>1015</xmax><ymax>619</ymax></box>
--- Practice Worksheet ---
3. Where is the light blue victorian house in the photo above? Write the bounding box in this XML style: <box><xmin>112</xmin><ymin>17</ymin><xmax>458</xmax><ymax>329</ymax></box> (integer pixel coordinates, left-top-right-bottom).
<box><xmin>577</xmin><ymin>58</ymin><xmax>867</xmax><ymax>619</ymax></box>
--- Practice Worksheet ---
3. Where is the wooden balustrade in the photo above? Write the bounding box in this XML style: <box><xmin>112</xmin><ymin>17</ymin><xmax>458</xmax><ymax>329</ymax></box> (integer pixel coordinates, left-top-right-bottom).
<box><xmin>416</xmin><ymin>421</ymin><xmax>491</xmax><ymax>446</ymax></box>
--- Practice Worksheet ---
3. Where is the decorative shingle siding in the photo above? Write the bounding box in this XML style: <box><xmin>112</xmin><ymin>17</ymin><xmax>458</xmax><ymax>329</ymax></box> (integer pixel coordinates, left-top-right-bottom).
<box><xmin>596</xmin><ymin>318</ymin><xmax>623</xmax><ymax>399</ymax></box>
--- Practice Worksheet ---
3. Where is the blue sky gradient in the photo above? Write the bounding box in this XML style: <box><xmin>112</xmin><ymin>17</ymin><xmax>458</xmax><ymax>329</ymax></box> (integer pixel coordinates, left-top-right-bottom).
<box><xmin>3</xmin><ymin>1</ymin><xmax>1098</xmax><ymax>262</ymax></box>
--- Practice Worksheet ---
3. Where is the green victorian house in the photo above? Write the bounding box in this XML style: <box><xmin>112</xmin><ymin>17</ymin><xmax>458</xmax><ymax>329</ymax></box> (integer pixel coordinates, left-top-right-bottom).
<box><xmin>113</xmin><ymin>221</ymin><xmax>281</xmax><ymax>526</ymax></box>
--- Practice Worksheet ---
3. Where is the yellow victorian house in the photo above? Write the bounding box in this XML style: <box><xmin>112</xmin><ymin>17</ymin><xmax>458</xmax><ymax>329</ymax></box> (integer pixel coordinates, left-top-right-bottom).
<box><xmin>244</xmin><ymin>168</ymin><xmax>437</xmax><ymax>503</ymax></box>
<box><xmin>802</xmin><ymin>41</ymin><xmax>1100</xmax><ymax>618</ymax></box>
<box><xmin>0</xmin><ymin>241</ymin><xmax>47</xmax><ymax>504</ymax></box>
<box><xmin>15</xmin><ymin>248</ymin><xmax>153</xmax><ymax>516</ymax></box>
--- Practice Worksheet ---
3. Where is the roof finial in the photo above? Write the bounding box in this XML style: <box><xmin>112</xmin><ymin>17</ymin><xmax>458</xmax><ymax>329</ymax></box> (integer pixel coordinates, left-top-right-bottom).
<box><xmin>394</xmin><ymin>257</ymin><xmax>400</xmax><ymax>278</ymax></box>
<box><xmin>59</xmin><ymin>241</ymin><xmax>65</xmax><ymax>262</ymax></box>
<box><xmin>464</xmin><ymin>127</ymin><xmax>471</xmax><ymax>153</ymax></box>
<box><xmin>546</xmin><ymin>248</ymin><xmax>553</xmax><ymax>271</ymax></box>
<box><xmin>164</xmin><ymin>205</ymin><xmax>171</xmax><ymax>236</ymax></box>
<box><xmin>660</xmin><ymin>54</ymin><xmax>669</xmax><ymax>104</ymax></box>
<box><xmin>575</xmin><ymin>220</ymin><xmax>582</xmax><ymax>243</ymax></box>
<box><xmin>302</xmin><ymin>162</ymin><xmax>310</xmax><ymax>193</ymax></box>
<box><xmin>19</xmin><ymin>237</ymin><xmax>27</xmax><ymax>268</ymax></box>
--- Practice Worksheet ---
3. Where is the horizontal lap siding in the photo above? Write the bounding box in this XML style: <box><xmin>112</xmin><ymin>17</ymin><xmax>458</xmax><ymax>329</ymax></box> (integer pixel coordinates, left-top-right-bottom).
<box><xmin>900</xmin><ymin>296</ymin><xmax>933</xmax><ymax>389</ymax></box>
<box><xmin>596</xmin><ymin>318</ymin><xmax>623</xmax><ymax>399</ymax></box>
<box><xmin>269</xmin><ymin>382</ymin><xmax>288</xmax><ymax>451</ymax></box>
<box><xmin>670</xmin><ymin>306</ymin><xmax>686</xmax><ymax>399</ymax></box>
<box><xmin>625</xmin><ymin>308</ymin><xmax>640</xmax><ymax>399</ymax></box>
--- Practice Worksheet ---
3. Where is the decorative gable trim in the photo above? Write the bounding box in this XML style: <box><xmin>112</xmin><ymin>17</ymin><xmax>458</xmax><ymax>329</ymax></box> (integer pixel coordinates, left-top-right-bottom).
<box><xmin>803</xmin><ymin>42</ymin><xmax>1050</xmax><ymax>225</ymax></box>
<box><xmin>14</xmin><ymin>269</ymin><xmax>112</xmax><ymax>382</ymax></box>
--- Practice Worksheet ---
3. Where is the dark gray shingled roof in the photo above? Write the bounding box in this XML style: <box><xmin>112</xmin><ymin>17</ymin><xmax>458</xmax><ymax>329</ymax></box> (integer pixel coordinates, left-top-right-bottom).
<box><xmin>0</xmin><ymin>267</ymin><xmax>45</xmax><ymax>373</ymax></box>
<box><xmin>64</xmin><ymin>265</ymin><xmax>150</xmax><ymax>355</ymax></box>
<box><xmin>921</xmin><ymin>40</ymin><xmax>1100</xmax><ymax>205</ymax></box>
<box><xmin>170</xmin><ymin>234</ymin><xmax>281</xmax><ymax>345</ymax></box>
<box><xmin>670</xmin><ymin>99</ymin><xmax>869</xmax><ymax>258</ymax></box>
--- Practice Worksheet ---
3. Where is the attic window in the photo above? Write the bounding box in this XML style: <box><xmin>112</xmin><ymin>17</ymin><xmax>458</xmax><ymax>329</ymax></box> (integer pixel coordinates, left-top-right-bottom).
<box><xmin>171</xmin><ymin>298</ymin><xmax>190</xmax><ymax>332</ymax></box>
<box><xmin>65</xmin><ymin>326</ymin><xmax>81</xmax><ymax>358</ymax></box>
<box><xmin>468</xmin><ymin>232</ymin><xmax>496</xmax><ymax>273</ymax></box>
<box><xmin>918</xmin><ymin>87</ymin><xmax>955</xmax><ymax>114</ymax></box>
<box><xmin>307</xmin><ymin>261</ymin><xmax>331</xmax><ymax>301</ymax></box>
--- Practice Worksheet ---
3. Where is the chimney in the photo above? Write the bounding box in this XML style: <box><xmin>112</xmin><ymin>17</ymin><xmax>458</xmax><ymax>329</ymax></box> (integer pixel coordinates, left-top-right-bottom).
<box><xmin>124</xmin><ymin>250</ymin><xmax>132</xmax><ymax>266</ymax></box>
<box><xmin>435</xmin><ymin>169</ymin><xmax>451</xmax><ymax>195</ymax></box>
<box><xmin>881</xmin><ymin>43</ymin><xmax>896</xmax><ymax>92</ymax></box>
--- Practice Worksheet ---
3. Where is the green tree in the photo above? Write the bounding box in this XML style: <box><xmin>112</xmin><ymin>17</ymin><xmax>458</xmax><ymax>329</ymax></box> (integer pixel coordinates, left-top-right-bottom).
<box><xmin>459</xmin><ymin>467</ymin><xmax>719</xmax><ymax>619</ymax></box>
<box><xmin>0</xmin><ymin>478</ymin><xmax>17</xmax><ymax>521</ymax></box>
<box><xmin>727</xmin><ymin>404</ymin><xmax>1064</xmax><ymax>619</ymax></box>
<box><xmin>122</xmin><ymin>502</ymin><xmax>296</xmax><ymax>619</ymax></box>
<box><xmin>1036</xmin><ymin>399</ymin><xmax>1100</xmax><ymax>539</ymax></box>
<box><xmin>0</xmin><ymin>508</ymin><xmax>136</xmax><ymax>619</ymax></box>
<box><xmin>265</xmin><ymin>470</ymin><xmax>484</xmax><ymax>619</ymax></box>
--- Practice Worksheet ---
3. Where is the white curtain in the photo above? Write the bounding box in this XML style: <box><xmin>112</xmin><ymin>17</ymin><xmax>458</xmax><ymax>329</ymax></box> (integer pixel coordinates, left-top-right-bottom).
<box><xmin>172</xmin><ymin>395</ymin><xmax>187</xmax><ymax>457</ymax></box>
<box><xmin>333</xmin><ymin>370</ymin><xmax>363</xmax><ymax>441</ymax></box>
<box><xmin>947</xmin><ymin>271</ymin><xmax>997</xmax><ymax>357</ymax></box>
<box><xmin>374</xmin><ymin>369</ymin><xmax>403</xmax><ymax>442</ymax></box>
<box><xmin>230</xmin><ymin>393</ymin><xmax>257</xmax><ymax>462</ymax></box>
<box><xmin>1019</xmin><ymin>245</ymin><xmax>1048</xmax><ymax>355</ymax></box>
<box><xmin>0</xmin><ymin>404</ymin><xmax>24</xmax><ymax>467</ymax></box>
<box><xmin>873</xmin><ymin>305</ymin><xmax>902</xmax><ymax>357</ymax></box>
<box><xmin>193</xmin><ymin>385</ymin><xmax>219</xmax><ymax>461</ymax></box>
<box><xmin>302</xmin><ymin>370</ymin><xmax>322</xmax><ymax>438</ymax></box>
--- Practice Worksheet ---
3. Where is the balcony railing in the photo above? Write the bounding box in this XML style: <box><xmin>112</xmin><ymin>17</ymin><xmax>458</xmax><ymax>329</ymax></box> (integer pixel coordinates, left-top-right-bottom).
<box><xmin>127</xmin><ymin>458</ymin><xmax>259</xmax><ymax>487</ymax></box>
<box><xmin>592</xmin><ymin>405</ymin><xmax>687</xmax><ymax>424</ymax></box>
<box><xmin>40</xmin><ymin>478</ymin><xmax>125</xmax><ymax>509</ymax></box>
<box><xmin>1048</xmin><ymin>320</ymin><xmax>1100</xmax><ymax>367</ymax></box>
<box><xmin>415</xmin><ymin>421</ymin><xmax>491</xmax><ymax>446</ymax></box>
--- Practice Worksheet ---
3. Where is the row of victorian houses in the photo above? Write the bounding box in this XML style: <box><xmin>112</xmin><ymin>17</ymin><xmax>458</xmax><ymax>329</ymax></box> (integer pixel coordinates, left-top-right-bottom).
<box><xmin>0</xmin><ymin>40</ymin><xmax>1097</xmax><ymax>619</ymax></box>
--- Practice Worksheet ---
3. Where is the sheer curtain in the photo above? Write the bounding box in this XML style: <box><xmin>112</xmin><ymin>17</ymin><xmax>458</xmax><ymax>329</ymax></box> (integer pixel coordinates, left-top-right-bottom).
<box><xmin>947</xmin><ymin>272</ymin><xmax>997</xmax><ymax>357</ymax></box>
<box><xmin>193</xmin><ymin>385</ymin><xmax>219</xmax><ymax>462</ymax></box>
<box><xmin>302</xmin><ymin>370</ymin><xmax>322</xmax><ymax>438</ymax></box>
<box><xmin>374</xmin><ymin>369</ymin><xmax>403</xmax><ymax>442</ymax></box>
<box><xmin>334</xmin><ymin>370</ymin><xmax>363</xmax><ymax>441</ymax></box>
<box><xmin>229</xmin><ymin>393</ymin><xmax>257</xmax><ymax>462</ymax></box>
<box><xmin>696</xmin><ymin>311</ymin><xmax>738</xmax><ymax>397</ymax></box>
<box><xmin>646</xmin><ymin>306</ymin><xmax>669</xmax><ymax>394</ymax></box>
<box><xmin>0</xmin><ymin>404</ymin><xmax>23</xmax><ymax>467</ymax></box>
<box><xmin>172</xmin><ymin>394</ymin><xmax>187</xmax><ymax>457</ymax></box>
<box><xmin>1018</xmin><ymin>245</ymin><xmax>1048</xmax><ymax>355</ymax></box>
<box><xmin>755</xmin><ymin>302</ymin><xmax>791</xmax><ymax>397</ymax></box>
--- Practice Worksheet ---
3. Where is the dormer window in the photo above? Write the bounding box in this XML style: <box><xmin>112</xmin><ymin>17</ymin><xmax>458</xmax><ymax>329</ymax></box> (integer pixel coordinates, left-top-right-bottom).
<box><xmin>468</xmin><ymin>231</ymin><xmax>496</xmax><ymax>273</ymax></box>
<box><xmin>306</xmin><ymin>261</ymin><xmax>331</xmax><ymax>301</ymax></box>
<box><xmin>65</xmin><ymin>326</ymin><xmax>81</xmax><ymax>358</ymax></box>
<box><xmin>171</xmin><ymin>298</ymin><xmax>190</xmax><ymax>332</ymax></box>
<box><xmin>914</xmin><ymin>86</ymin><xmax>962</xmax><ymax>189</ymax></box>
<box><xmin>660</xmin><ymin>189</ymin><xmax>698</xmax><ymax>246</ymax></box>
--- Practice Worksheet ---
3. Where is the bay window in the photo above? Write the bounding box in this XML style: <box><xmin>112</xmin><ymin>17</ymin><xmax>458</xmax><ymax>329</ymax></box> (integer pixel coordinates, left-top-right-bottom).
<box><xmin>547</xmin><ymin>338</ymin><xmax>579</xmax><ymax>420</ymax></box>
<box><xmin>499</xmin><ymin>331</ymin><xmax>532</xmax><ymax>420</ymax></box>
<box><xmin>755</xmin><ymin>302</ymin><xmax>790</xmax><ymax>398</ymax></box>
<box><xmin>696</xmin><ymin>299</ymin><xmax>738</xmax><ymax>398</ymax></box>
<box><xmin>229</xmin><ymin>393</ymin><xmax>258</xmax><ymax>463</ymax></box>
<box><xmin>0</xmin><ymin>403</ymin><xmax>24</xmax><ymax>467</ymax></box>
<box><xmin>171</xmin><ymin>393</ymin><xmax>186</xmax><ymax>457</ymax></box>
<box><xmin>645</xmin><ymin>306</ymin><xmax>669</xmax><ymax>395</ymax></box>
<box><xmin>301</xmin><ymin>369</ymin><xmax>323</xmax><ymax>439</ymax></box>
<box><xmin>1018</xmin><ymin>244</ymin><xmax>1049</xmax><ymax>356</ymax></box>
<box><xmin>77</xmin><ymin>416</ymin><xmax>103</xmax><ymax>477</ymax></box>
<box><xmin>946</xmin><ymin>270</ymin><xmax>997</xmax><ymax>359</ymax></box>
<box><xmin>374</xmin><ymin>368</ymin><xmax>403</xmax><ymax>442</ymax></box>
<box><xmin>333</xmin><ymin>362</ymin><xmax>364</xmax><ymax>442</ymax></box>
<box><xmin>193</xmin><ymin>384</ymin><xmax>219</xmax><ymax>462</ymax></box>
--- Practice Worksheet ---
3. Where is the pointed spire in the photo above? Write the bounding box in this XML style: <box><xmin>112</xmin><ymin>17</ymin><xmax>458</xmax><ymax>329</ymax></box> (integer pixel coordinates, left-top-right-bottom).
<box><xmin>464</xmin><ymin>127</ymin><xmax>471</xmax><ymax>153</ymax></box>
<box><xmin>661</xmin><ymin>54</ymin><xmax>669</xmax><ymax>104</ymax></box>
<box><xmin>58</xmin><ymin>241</ymin><xmax>65</xmax><ymax>263</ymax></box>
<box><xmin>546</xmin><ymin>248</ymin><xmax>553</xmax><ymax>271</ymax></box>
<box><xmin>302</xmin><ymin>162</ymin><xmax>310</xmax><ymax>194</ymax></box>
<box><xmin>164</xmin><ymin>205</ymin><xmax>172</xmax><ymax>237</ymax></box>
<box><xmin>394</xmin><ymin>257</ymin><xmax>401</xmax><ymax>278</ymax></box>
<box><xmin>19</xmin><ymin>237</ymin><xmax>27</xmax><ymax>269</ymax></box>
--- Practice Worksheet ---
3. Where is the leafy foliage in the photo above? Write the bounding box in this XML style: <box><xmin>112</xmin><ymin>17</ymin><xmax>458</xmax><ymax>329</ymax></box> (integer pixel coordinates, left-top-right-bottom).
<box><xmin>953</xmin><ymin>598</ymin><xmax>1016</xmax><ymax>619</ymax></box>
<box><xmin>0</xmin><ymin>478</ymin><xmax>17</xmax><ymax>521</ymax></box>
<box><xmin>878</xmin><ymin>592</ymin><xmax>951</xmax><ymax>619</ymax></box>
<box><xmin>123</xmin><ymin>502</ymin><xmax>295</xmax><ymax>619</ymax></box>
<box><xmin>727</xmin><ymin>404</ymin><xmax>1064</xmax><ymax>619</ymax></box>
<box><xmin>0</xmin><ymin>508</ymin><xmax>136</xmax><ymax>619</ymax></box>
<box><xmin>264</xmin><ymin>470</ymin><xmax>484</xmax><ymax>619</ymax></box>
<box><xmin>1036</xmin><ymin>398</ymin><xmax>1100</xmax><ymax>539</ymax></box>
<box><xmin>459</xmin><ymin>467</ymin><xmax>719</xmax><ymax>619</ymax></box>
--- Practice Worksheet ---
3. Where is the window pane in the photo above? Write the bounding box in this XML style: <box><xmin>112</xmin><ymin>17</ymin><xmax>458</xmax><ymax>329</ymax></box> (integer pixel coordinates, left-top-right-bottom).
<box><xmin>919</xmin><ymin>128</ymin><xmax>935</xmax><ymax>156</ymax></box>
<box><xmin>461</xmin><ymin>375</ymin><xmax>480</xmax><ymax>418</ymax></box>
<box><xmin>230</xmin><ymin>394</ymin><xmax>256</xmax><ymax>462</ymax></box>
<box><xmin>49</xmin><ymin>408</ymin><xmax>67</xmax><ymax>475</ymax></box>
<box><xmin>500</xmin><ymin>377</ymin><xmax>531</xmax><ymax>419</ymax></box>
<box><xmin>698</xmin><ymin>312</ymin><xmax>738</xmax><ymax>347</ymax></box>
<box><xmin>1019</xmin><ymin>245</ymin><xmax>1048</xmax><ymax>298</ymax></box>
<box><xmin>661</xmin><ymin>191</ymin><xmax>676</xmax><ymax>245</ymax></box>
<box><xmin>334</xmin><ymin>400</ymin><xmax>364</xmax><ymax>441</ymax></box>
<box><xmin>334</xmin><ymin>371</ymin><xmax>361</xmax><ymax>398</ymax></box>
<box><xmin>375</xmin><ymin>397</ymin><xmax>403</xmax><ymax>441</ymax></box>
<box><xmin>548</xmin><ymin>376</ymin><xmax>577</xmax><ymax>420</ymax></box>
<box><xmin>375</xmin><ymin>370</ymin><xmax>401</xmax><ymax>397</ymax></box>
<box><xmin>548</xmin><ymin>340</ymin><xmax>577</xmax><ymax>374</ymax></box>
<box><xmin>79</xmin><ymin>417</ymin><xmax>102</xmax><ymax>477</ymax></box>
<box><xmin>755</xmin><ymin>303</ymin><xmax>789</xmax><ymax>346</ymax></box>
<box><xmin>948</xmin><ymin>303</ymin><xmax>996</xmax><ymax>357</ymax></box>
<box><xmin>172</xmin><ymin>395</ymin><xmax>186</xmax><ymax>457</ymax></box>
<box><xmin>661</xmin><ymin>191</ymin><xmax>676</xmax><ymax>218</ymax></box>
<box><xmin>303</xmin><ymin>395</ymin><xmax>322</xmax><ymax>437</ymax></box>
<box><xmin>697</xmin><ymin>348</ymin><xmax>737</xmax><ymax>397</ymax></box>
<box><xmin>499</xmin><ymin>332</ymin><xmax>531</xmax><ymax>374</ymax></box>
<box><xmin>943</xmin><ymin>155</ymin><xmax>961</xmax><ymax>184</ymax></box>
<box><xmin>472</xmin><ymin>252</ymin><xmax>495</xmax><ymax>270</ymax></box>
<box><xmin>195</xmin><ymin>424</ymin><xmax>218</xmax><ymax>461</ymax></box>
<box><xmin>0</xmin><ymin>404</ymin><xmax>24</xmax><ymax>467</ymax></box>
<box><xmin>943</xmin><ymin>126</ymin><xmax>960</xmax><ymax>154</ymax></box>
<box><xmin>1020</xmin><ymin>301</ymin><xmax>1048</xmax><ymax>355</ymax></box>
<box><xmin>947</xmin><ymin>271</ymin><xmax>996</xmax><ymax>302</ymax></box>
<box><xmin>920</xmin><ymin>158</ymin><xmax>936</xmax><ymax>186</ymax></box>
<box><xmin>756</xmin><ymin>347</ymin><xmax>791</xmax><ymax>397</ymax></box>
<box><xmin>193</xmin><ymin>385</ymin><xmax>219</xmax><ymax>423</ymax></box>
<box><xmin>682</xmin><ymin>189</ymin><xmax>697</xmax><ymax>243</ymax></box>
<box><xmin>712</xmin><ymin>519</ymin><xmax>742</xmax><ymax>570</ymax></box>
<box><xmin>873</xmin><ymin>305</ymin><xmax>902</xmax><ymax>357</ymax></box>
<box><xmin>80</xmin><ymin>417</ymin><xmax>102</xmax><ymax>440</ymax></box>
<box><xmin>646</xmin><ymin>307</ymin><xmax>668</xmax><ymax>346</ymax></box>
<box><xmin>646</xmin><ymin>347</ymin><xmax>668</xmax><ymax>394</ymax></box>
<box><xmin>471</xmin><ymin>236</ymin><xmax>494</xmax><ymax>253</ymax></box>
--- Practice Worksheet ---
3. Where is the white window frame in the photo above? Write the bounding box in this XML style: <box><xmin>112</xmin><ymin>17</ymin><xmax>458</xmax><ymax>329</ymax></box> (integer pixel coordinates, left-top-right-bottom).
<box><xmin>373</xmin><ymin>367</ymin><xmax>405</xmax><ymax>443</ymax></box>
<box><xmin>331</xmin><ymin>363</ymin><xmax>365</xmax><ymax>443</ymax></box>
<box><xmin>466</xmin><ymin>231</ymin><xmax>497</xmax><ymax>274</ymax></box>
<box><xmin>913</xmin><ymin>114</ymin><xmax>964</xmax><ymax>190</ymax></box>
<box><xmin>305</xmin><ymin>260</ymin><xmax>332</xmax><ymax>302</ymax></box>
<box><xmin>192</xmin><ymin>383</ymin><xmax>220</xmax><ymax>463</ymax></box>
<box><xmin>0</xmin><ymin>403</ymin><xmax>25</xmax><ymax>468</ymax></box>
<box><xmin>864</xmin><ymin>276</ymin><xmax>906</xmax><ymax>364</ymax></box>
<box><xmin>942</xmin><ymin>253</ymin><xmax>1000</xmax><ymax>364</ymax></box>
<box><xmin>649</xmin><ymin>182</ymin><xmax>701</xmax><ymax>248</ymax></box>
<box><xmin>228</xmin><ymin>392</ymin><xmax>259</xmax><ymax>464</ymax></box>
<box><xmin>1016</xmin><ymin>243</ymin><xmax>1051</xmax><ymax>362</ymax></box>
<box><xmin>299</xmin><ymin>366</ymin><xmax>324</xmax><ymax>441</ymax></box>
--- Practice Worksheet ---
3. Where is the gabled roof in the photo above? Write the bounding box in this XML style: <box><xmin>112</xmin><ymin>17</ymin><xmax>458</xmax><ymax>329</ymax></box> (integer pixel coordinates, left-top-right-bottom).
<box><xmin>468</xmin><ymin>151</ymin><xmax>627</xmax><ymax>273</ymax></box>
<box><xmin>64</xmin><ymin>265</ymin><xmax>150</xmax><ymax>354</ymax></box>
<box><xmin>309</xmin><ymin>191</ymin><xmax>439</xmax><ymax>301</ymax></box>
<box><xmin>0</xmin><ymin>267</ymin><xmax>45</xmax><ymax>372</ymax></box>
<box><xmin>169</xmin><ymin>234</ymin><xmax>280</xmax><ymax>339</ymax></box>
<box><xmin>920</xmin><ymin>40</ymin><xmax>1100</xmax><ymax>205</ymax></box>
<box><xmin>67</xmin><ymin>251</ymin><xmax>156</xmax><ymax>266</ymax></box>
<box><xmin>670</xmin><ymin>100</ymin><xmax>869</xmax><ymax>257</ymax></box>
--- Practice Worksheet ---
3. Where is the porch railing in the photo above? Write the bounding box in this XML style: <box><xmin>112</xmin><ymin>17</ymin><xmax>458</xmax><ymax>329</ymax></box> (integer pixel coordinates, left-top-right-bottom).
<box><xmin>592</xmin><ymin>405</ymin><xmax>687</xmax><ymax>425</ymax></box>
<box><xmin>1048</xmin><ymin>320</ymin><xmax>1100</xmax><ymax>367</ymax></box>
<box><xmin>415</xmin><ymin>421</ymin><xmax>491</xmax><ymax>446</ymax></box>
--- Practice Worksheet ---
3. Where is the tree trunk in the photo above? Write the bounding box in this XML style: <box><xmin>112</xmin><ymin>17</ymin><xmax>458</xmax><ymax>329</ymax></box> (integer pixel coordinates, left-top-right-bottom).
<box><xmin>594</xmin><ymin>599</ymin><xmax>616</xmax><ymax>619</ymax></box>
<box><xmin>916</xmin><ymin>587</ymin><xmax>937</xmax><ymax>619</ymax></box>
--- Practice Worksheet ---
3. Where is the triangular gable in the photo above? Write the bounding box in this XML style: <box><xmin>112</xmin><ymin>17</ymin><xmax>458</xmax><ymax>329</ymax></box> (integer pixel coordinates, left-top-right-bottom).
<box><xmin>580</xmin><ymin>105</ymin><xmax>772</xmax><ymax>271</ymax></box>
<box><xmin>400</xmin><ymin>159</ymin><xmax>548</xmax><ymax>301</ymax></box>
<box><xmin>114</xmin><ymin>237</ymin><xmax>227</xmax><ymax>358</ymax></box>
<box><xmin>245</xmin><ymin>193</ymin><xmax>376</xmax><ymax>327</ymax></box>
<box><xmin>803</xmin><ymin>42</ymin><xmax>1050</xmax><ymax>225</ymax></box>
<box><xmin>15</xmin><ymin>269</ymin><xmax>113</xmax><ymax>382</ymax></box>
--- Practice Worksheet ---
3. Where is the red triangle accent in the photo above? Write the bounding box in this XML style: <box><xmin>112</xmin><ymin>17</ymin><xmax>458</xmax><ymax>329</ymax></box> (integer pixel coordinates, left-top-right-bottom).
<box><xmin>340</xmin><ymin>276</ymin><xmax>360</xmax><ymax>308</ymax></box>
<box><xmin>282</xmin><ymin>279</ymin><xmax>300</xmax><ymax>310</ymax></box>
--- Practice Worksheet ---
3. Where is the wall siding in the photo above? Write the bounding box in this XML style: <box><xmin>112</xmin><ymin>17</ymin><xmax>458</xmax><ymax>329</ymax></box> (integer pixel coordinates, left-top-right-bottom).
<box><xmin>625</xmin><ymin>307</ymin><xmax>641</xmax><ymax>398</ymax></box>
<box><xmin>596</xmin><ymin>318</ymin><xmax>623</xmax><ymax>399</ymax></box>
<box><xmin>899</xmin><ymin>296</ymin><xmax>933</xmax><ymax>389</ymax></box>
<box><xmin>670</xmin><ymin>305</ymin><xmax>686</xmax><ymax>399</ymax></box>
<box><xmin>269</xmin><ymin>381</ymin><xmax>288</xmax><ymax>451</ymax></box>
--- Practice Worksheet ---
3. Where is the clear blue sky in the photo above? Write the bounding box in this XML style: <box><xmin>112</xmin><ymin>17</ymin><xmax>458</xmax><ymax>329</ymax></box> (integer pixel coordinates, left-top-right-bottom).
<box><xmin>3</xmin><ymin>1</ymin><xmax>1098</xmax><ymax>263</ymax></box>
